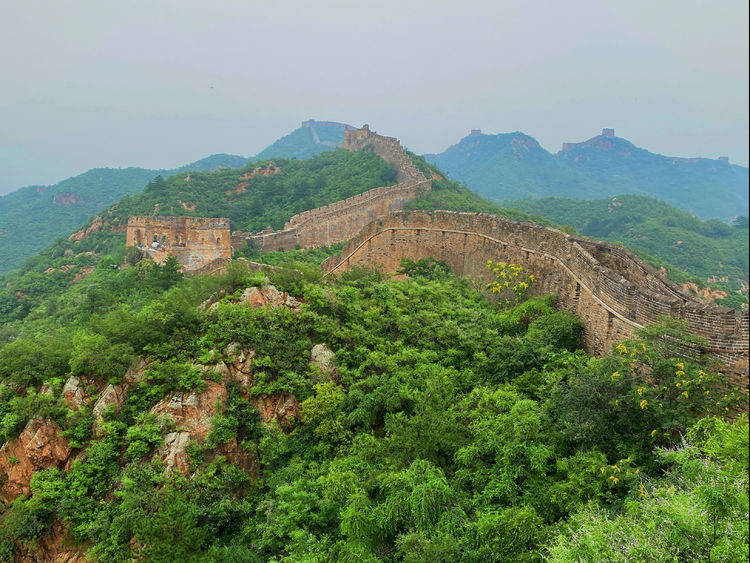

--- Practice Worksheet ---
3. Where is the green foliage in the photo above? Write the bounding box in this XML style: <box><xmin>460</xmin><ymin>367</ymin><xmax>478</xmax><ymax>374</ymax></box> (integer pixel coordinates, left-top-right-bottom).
<box><xmin>0</xmin><ymin>254</ymin><xmax>746</xmax><ymax>561</ymax></box>
<box><xmin>69</xmin><ymin>331</ymin><xmax>134</xmax><ymax>383</ymax></box>
<box><xmin>546</xmin><ymin>417</ymin><xmax>749</xmax><ymax>561</ymax></box>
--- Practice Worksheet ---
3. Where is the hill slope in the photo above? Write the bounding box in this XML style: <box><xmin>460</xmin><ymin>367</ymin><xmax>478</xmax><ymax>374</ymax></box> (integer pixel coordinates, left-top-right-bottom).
<box><xmin>0</xmin><ymin>149</ymin><xmax>396</xmax><ymax>324</ymax></box>
<box><xmin>255</xmin><ymin>120</ymin><xmax>354</xmax><ymax>160</ymax></box>
<box><xmin>0</xmin><ymin>228</ymin><xmax>745</xmax><ymax>560</ymax></box>
<box><xmin>426</xmin><ymin>130</ymin><xmax>749</xmax><ymax>220</ymax></box>
<box><xmin>0</xmin><ymin>154</ymin><xmax>248</xmax><ymax>274</ymax></box>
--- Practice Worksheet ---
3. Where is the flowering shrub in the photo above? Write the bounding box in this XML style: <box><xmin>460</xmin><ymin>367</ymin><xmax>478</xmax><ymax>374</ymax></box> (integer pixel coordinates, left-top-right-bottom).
<box><xmin>486</xmin><ymin>260</ymin><xmax>534</xmax><ymax>307</ymax></box>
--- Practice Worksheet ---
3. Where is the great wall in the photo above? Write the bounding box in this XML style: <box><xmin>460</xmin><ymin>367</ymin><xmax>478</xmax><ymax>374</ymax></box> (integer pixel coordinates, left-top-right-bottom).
<box><xmin>126</xmin><ymin>125</ymin><xmax>749</xmax><ymax>387</ymax></box>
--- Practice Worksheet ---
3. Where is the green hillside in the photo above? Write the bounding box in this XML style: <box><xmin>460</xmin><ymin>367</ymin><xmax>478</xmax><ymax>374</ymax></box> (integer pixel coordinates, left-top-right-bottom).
<box><xmin>0</xmin><ymin>154</ymin><xmax>248</xmax><ymax>275</ymax></box>
<box><xmin>255</xmin><ymin>120</ymin><xmax>353</xmax><ymax>160</ymax></box>
<box><xmin>0</xmin><ymin>150</ymin><xmax>396</xmax><ymax>324</ymax></box>
<box><xmin>426</xmin><ymin>131</ymin><xmax>749</xmax><ymax>220</ymax></box>
<box><xmin>0</xmin><ymin>235</ymin><xmax>745</xmax><ymax>560</ymax></box>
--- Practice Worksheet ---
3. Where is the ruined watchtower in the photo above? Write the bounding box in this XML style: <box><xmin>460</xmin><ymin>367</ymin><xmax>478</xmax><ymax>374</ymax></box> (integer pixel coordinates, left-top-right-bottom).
<box><xmin>126</xmin><ymin>216</ymin><xmax>231</xmax><ymax>271</ymax></box>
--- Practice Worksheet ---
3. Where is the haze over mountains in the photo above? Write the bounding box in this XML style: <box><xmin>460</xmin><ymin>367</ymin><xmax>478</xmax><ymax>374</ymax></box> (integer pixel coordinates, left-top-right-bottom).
<box><xmin>426</xmin><ymin>128</ymin><xmax>749</xmax><ymax>220</ymax></box>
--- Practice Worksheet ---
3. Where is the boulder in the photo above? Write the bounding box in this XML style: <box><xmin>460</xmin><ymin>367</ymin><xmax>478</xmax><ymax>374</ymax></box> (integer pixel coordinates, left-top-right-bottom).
<box><xmin>310</xmin><ymin>343</ymin><xmax>336</xmax><ymax>381</ymax></box>
<box><xmin>0</xmin><ymin>418</ymin><xmax>71</xmax><ymax>503</ymax></box>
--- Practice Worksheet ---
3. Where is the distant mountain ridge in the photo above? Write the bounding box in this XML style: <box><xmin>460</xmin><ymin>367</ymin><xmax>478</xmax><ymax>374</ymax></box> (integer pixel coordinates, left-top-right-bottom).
<box><xmin>255</xmin><ymin>120</ymin><xmax>354</xmax><ymax>160</ymax></box>
<box><xmin>426</xmin><ymin>128</ymin><xmax>748</xmax><ymax>220</ymax></box>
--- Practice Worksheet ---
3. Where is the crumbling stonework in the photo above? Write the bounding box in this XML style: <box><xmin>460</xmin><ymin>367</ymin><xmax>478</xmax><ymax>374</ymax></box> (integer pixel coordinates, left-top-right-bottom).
<box><xmin>321</xmin><ymin>210</ymin><xmax>749</xmax><ymax>388</ymax></box>
<box><xmin>126</xmin><ymin>216</ymin><xmax>231</xmax><ymax>271</ymax></box>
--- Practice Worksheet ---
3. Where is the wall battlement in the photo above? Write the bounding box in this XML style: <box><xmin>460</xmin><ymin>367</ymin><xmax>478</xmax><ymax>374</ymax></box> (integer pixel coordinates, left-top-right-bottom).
<box><xmin>321</xmin><ymin>210</ymin><xmax>749</xmax><ymax>387</ymax></box>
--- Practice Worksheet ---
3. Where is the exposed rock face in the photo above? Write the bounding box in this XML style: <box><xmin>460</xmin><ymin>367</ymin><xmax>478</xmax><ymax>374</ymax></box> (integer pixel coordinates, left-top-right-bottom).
<box><xmin>93</xmin><ymin>384</ymin><xmax>125</xmax><ymax>420</ymax></box>
<box><xmin>124</xmin><ymin>357</ymin><xmax>148</xmax><ymax>386</ymax></box>
<box><xmin>159</xmin><ymin>431</ymin><xmax>192</xmax><ymax>476</ymax></box>
<box><xmin>240</xmin><ymin>284</ymin><xmax>300</xmax><ymax>309</ymax></box>
<box><xmin>310</xmin><ymin>343</ymin><xmax>336</xmax><ymax>381</ymax></box>
<box><xmin>69</xmin><ymin>216</ymin><xmax>102</xmax><ymax>241</ymax></box>
<box><xmin>0</xmin><ymin>418</ymin><xmax>71</xmax><ymax>503</ymax></box>
<box><xmin>53</xmin><ymin>192</ymin><xmax>83</xmax><ymax>206</ymax></box>
<box><xmin>62</xmin><ymin>376</ymin><xmax>87</xmax><ymax>410</ymax></box>
<box><xmin>15</xmin><ymin>520</ymin><xmax>86</xmax><ymax>563</ymax></box>
<box><xmin>253</xmin><ymin>393</ymin><xmax>300</xmax><ymax>426</ymax></box>
<box><xmin>150</xmin><ymin>381</ymin><xmax>228</xmax><ymax>476</ymax></box>
<box><xmin>150</xmin><ymin>381</ymin><xmax>227</xmax><ymax>442</ymax></box>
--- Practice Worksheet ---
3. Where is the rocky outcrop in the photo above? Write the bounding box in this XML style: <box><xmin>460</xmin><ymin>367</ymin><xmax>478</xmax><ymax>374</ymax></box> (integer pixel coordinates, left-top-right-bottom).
<box><xmin>159</xmin><ymin>431</ymin><xmax>192</xmax><ymax>475</ymax></box>
<box><xmin>93</xmin><ymin>384</ymin><xmax>125</xmax><ymax>420</ymax></box>
<box><xmin>0</xmin><ymin>418</ymin><xmax>71</xmax><ymax>503</ymax></box>
<box><xmin>240</xmin><ymin>285</ymin><xmax>300</xmax><ymax>309</ymax></box>
<box><xmin>150</xmin><ymin>381</ymin><xmax>227</xmax><ymax>442</ymax></box>
<box><xmin>124</xmin><ymin>357</ymin><xmax>148</xmax><ymax>386</ymax></box>
<box><xmin>14</xmin><ymin>520</ymin><xmax>86</xmax><ymax>563</ymax></box>
<box><xmin>53</xmin><ymin>192</ymin><xmax>83</xmax><ymax>206</ymax></box>
<box><xmin>150</xmin><ymin>381</ymin><xmax>228</xmax><ymax>475</ymax></box>
<box><xmin>310</xmin><ymin>343</ymin><xmax>336</xmax><ymax>382</ymax></box>
<box><xmin>253</xmin><ymin>393</ymin><xmax>300</xmax><ymax>426</ymax></box>
<box><xmin>62</xmin><ymin>376</ymin><xmax>88</xmax><ymax>410</ymax></box>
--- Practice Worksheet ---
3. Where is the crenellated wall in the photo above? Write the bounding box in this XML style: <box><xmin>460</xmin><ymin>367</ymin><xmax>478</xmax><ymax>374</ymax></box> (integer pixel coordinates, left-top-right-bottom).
<box><xmin>237</xmin><ymin>125</ymin><xmax>431</xmax><ymax>252</ymax></box>
<box><xmin>321</xmin><ymin>210</ymin><xmax>749</xmax><ymax>387</ymax></box>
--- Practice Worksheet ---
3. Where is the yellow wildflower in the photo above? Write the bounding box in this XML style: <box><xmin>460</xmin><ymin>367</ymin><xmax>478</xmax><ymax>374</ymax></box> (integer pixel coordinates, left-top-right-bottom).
<box><xmin>651</xmin><ymin>429</ymin><xmax>658</xmax><ymax>437</ymax></box>
<box><xmin>611</xmin><ymin>371</ymin><xmax>621</xmax><ymax>380</ymax></box>
<box><xmin>681</xmin><ymin>391</ymin><xmax>689</xmax><ymax>399</ymax></box>
<box><xmin>639</xmin><ymin>399</ymin><xmax>648</xmax><ymax>409</ymax></box>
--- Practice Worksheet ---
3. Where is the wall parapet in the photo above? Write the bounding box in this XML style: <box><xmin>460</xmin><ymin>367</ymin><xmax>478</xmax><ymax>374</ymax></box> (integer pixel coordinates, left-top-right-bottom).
<box><xmin>321</xmin><ymin>210</ymin><xmax>748</xmax><ymax>387</ymax></box>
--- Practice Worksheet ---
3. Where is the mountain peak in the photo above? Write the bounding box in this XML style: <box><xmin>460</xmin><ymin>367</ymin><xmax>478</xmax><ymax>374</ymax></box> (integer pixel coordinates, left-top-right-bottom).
<box><xmin>560</xmin><ymin>128</ymin><xmax>624</xmax><ymax>152</ymax></box>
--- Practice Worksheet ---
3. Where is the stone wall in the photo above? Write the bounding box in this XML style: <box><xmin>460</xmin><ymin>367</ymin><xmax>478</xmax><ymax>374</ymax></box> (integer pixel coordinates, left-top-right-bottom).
<box><xmin>238</xmin><ymin>125</ymin><xmax>431</xmax><ymax>253</ymax></box>
<box><xmin>126</xmin><ymin>216</ymin><xmax>231</xmax><ymax>271</ymax></box>
<box><xmin>321</xmin><ymin>210</ymin><xmax>749</xmax><ymax>387</ymax></box>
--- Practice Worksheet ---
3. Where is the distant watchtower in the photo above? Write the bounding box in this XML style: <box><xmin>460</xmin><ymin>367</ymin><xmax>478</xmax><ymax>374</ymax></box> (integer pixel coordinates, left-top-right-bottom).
<box><xmin>601</xmin><ymin>128</ymin><xmax>615</xmax><ymax>138</ymax></box>
<box><xmin>470</xmin><ymin>129</ymin><xmax>482</xmax><ymax>136</ymax></box>
<box><xmin>718</xmin><ymin>156</ymin><xmax>729</xmax><ymax>163</ymax></box>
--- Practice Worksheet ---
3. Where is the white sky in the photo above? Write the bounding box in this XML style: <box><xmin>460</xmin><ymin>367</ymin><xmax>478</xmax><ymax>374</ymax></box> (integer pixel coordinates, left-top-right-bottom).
<box><xmin>1</xmin><ymin>0</ymin><xmax>748</xmax><ymax>193</ymax></box>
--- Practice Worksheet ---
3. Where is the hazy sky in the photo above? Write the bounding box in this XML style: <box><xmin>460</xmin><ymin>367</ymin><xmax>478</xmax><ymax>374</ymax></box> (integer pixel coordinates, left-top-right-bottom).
<box><xmin>1</xmin><ymin>0</ymin><xmax>748</xmax><ymax>194</ymax></box>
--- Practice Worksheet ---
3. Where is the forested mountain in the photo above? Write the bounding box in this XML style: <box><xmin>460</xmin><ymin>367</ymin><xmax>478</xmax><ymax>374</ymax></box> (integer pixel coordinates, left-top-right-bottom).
<box><xmin>255</xmin><ymin>120</ymin><xmax>353</xmax><ymax>160</ymax></box>
<box><xmin>426</xmin><ymin>130</ymin><xmax>749</xmax><ymax>220</ymax></box>
<box><xmin>508</xmin><ymin>194</ymin><xmax>749</xmax><ymax>307</ymax></box>
<box><xmin>0</xmin><ymin>150</ymin><xmax>397</xmax><ymax>324</ymax></box>
<box><xmin>0</xmin><ymin>154</ymin><xmax>248</xmax><ymax>275</ymax></box>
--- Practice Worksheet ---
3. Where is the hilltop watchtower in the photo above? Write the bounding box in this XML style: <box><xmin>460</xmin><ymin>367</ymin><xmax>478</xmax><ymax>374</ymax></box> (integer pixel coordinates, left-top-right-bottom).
<box><xmin>126</xmin><ymin>216</ymin><xmax>231</xmax><ymax>271</ymax></box>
